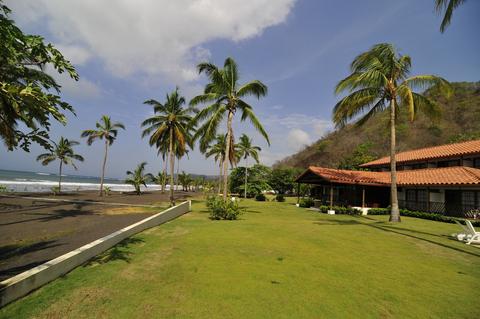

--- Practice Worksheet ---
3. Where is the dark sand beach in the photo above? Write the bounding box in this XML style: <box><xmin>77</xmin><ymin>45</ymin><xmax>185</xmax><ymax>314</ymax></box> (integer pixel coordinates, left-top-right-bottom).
<box><xmin>0</xmin><ymin>190</ymin><xmax>192</xmax><ymax>281</ymax></box>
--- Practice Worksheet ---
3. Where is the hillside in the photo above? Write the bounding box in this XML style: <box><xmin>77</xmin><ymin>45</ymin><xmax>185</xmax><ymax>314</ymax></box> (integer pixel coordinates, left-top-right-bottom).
<box><xmin>275</xmin><ymin>82</ymin><xmax>480</xmax><ymax>169</ymax></box>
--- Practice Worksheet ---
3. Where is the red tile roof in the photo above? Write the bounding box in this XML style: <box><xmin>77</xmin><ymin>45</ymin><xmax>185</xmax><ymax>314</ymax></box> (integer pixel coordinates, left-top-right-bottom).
<box><xmin>296</xmin><ymin>166</ymin><xmax>480</xmax><ymax>187</ymax></box>
<box><xmin>360</xmin><ymin>139</ymin><xmax>480</xmax><ymax>167</ymax></box>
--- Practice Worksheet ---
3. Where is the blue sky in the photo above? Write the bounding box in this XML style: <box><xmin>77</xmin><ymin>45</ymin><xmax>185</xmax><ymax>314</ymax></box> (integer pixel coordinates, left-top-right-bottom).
<box><xmin>2</xmin><ymin>0</ymin><xmax>479</xmax><ymax>178</ymax></box>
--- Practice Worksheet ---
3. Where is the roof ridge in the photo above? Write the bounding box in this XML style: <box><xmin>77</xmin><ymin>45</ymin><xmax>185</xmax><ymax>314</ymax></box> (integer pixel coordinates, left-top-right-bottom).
<box><xmin>361</xmin><ymin>139</ymin><xmax>480</xmax><ymax>167</ymax></box>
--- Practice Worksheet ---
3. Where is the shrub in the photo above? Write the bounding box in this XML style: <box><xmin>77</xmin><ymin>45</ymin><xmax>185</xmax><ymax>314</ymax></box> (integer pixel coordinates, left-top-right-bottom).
<box><xmin>366</xmin><ymin>207</ymin><xmax>480</xmax><ymax>227</ymax></box>
<box><xmin>275</xmin><ymin>194</ymin><xmax>285</xmax><ymax>202</ymax></box>
<box><xmin>255</xmin><ymin>193</ymin><xmax>266</xmax><ymax>201</ymax></box>
<box><xmin>299</xmin><ymin>197</ymin><xmax>315</xmax><ymax>208</ymax></box>
<box><xmin>0</xmin><ymin>185</ymin><xmax>8</xmax><ymax>193</ymax></box>
<box><xmin>317</xmin><ymin>205</ymin><xmax>361</xmax><ymax>215</ymax></box>
<box><xmin>367</xmin><ymin>208</ymin><xmax>389</xmax><ymax>215</ymax></box>
<box><xmin>206</xmin><ymin>196</ymin><xmax>243</xmax><ymax>220</ymax></box>
<box><xmin>104</xmin><ymin>186</ymin><xmax>111</xmax><ymax>196</ymax></box>
<box><xmin>51</xmin><ymin>186</ymin><xmax>60</xmax><ymax>195</ymax></box>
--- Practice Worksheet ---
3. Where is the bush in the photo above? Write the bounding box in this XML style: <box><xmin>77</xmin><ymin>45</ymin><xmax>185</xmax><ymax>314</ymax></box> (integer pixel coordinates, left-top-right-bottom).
<box><xmin>255</xmin><ymin>193</ymin><xmax>266</xmax><ymax>201</ymax></box>
<box><xmin>367</xmin><ymin>208</ymin><xmax>389</xmax><ymax>215</ymax></box>
<box><xmin>206</xmin><ymin>196</ymin><xmax>243</xmax><ymax>220</ymax></box>
<box><xmin>51</xmin><ymin>186</ymin><xmax>60</xmax><ymax>195</ymax></box>
<box><xmin>299</xmin><ymin>197</ymin><xmax>315</xmax><ymax>208</ymax></box>
<box><xmin>103</xmin><ymin>186</ymin><xmax>111</xmax><ymax>196</ymax></box>
<box><xmin>316</xmin><ymin>205</ymin><xmax>361</xmax><ymax>215</ymax></box>
<box><xmin>0</xmin><ymin>185</ymin><xmax>8</xmax><ymax>193</ymax></box>
<box><xmin>275</xmin><ymin>194</ymin><xmax>285</xmax><ymax>202</ymax></box>
<box><xmin>366</xmin><ymin>207</ymin><xmax>480</xmax><ymax>227</ymax></box>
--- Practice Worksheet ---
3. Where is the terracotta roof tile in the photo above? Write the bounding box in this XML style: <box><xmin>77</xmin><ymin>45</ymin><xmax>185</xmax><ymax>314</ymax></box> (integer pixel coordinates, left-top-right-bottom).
<box><xmin>297</xmin><ymin>166</ymin><xmax>480</xmax><ymax>187</ymax></box>
<box><xmin>360</xmin><ymin>139</ymin><xmax>480</xmax><ymax>167</ymax></box>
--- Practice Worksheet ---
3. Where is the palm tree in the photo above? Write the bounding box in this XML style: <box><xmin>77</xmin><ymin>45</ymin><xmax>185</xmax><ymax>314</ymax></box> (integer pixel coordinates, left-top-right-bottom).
<box><xmin>141</xmin><ymin>88</ymin><xmax>195</xmax><ymax>205</ymax></box>
<box><xmin>178</xmin><ymin>171</ymin><xmax>193</xmax><ymax>191</ymax></box>
<box><xmin>205</xmin><ymin>133</ymin><xmax>237</xmax><ymax>194</ymax></box>
<box><xmin>175</xmin><ymin>147</ymin><xmax>190</xmax><ymax>192</ymax></box>
<box><xmin>125</xmin><ymin>162</ymin><xmax>154</xmax><ymax>195</ymax></box>
<box><xmin>81</xmin><ymin>115</ymin><xmax>125</xmax><ymax>196</ymax></box>
<box><xmin>153</xmin><ymin>171</ymin><xmax>167</xmax><ymax>192</ymax></box>
<box><xmin>190</xmin><ymin>57</ymin><xmax>270</xmax><ymax>200</ymax></box>
<box><xmin>333</xmin><ymin>43</ymin><xmax>449</xmax><ymax>222</ymax></box>
<box><xmin>237</xmin><ymin>134</ymin><xmax>261</xmax><ymax>199</ymax></box>
<box><xmin>36</xmin><ymin>137</ymin><xmax>84</xmax><ymax>193</ymax></box>
<box><xmin>435</xmin><ymin>0</ymin><xmax>466</xmax><ymax>33</ymax></box>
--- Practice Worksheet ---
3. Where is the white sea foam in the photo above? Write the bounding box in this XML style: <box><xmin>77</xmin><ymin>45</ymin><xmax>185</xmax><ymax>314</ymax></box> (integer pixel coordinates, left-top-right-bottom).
<box><xmin>0</xmin><ymin>180</ymin><xmax>173</xmax><ymax>193</ymax></box>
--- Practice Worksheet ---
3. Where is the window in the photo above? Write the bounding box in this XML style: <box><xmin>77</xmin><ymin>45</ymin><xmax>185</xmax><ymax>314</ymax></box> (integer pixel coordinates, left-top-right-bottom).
<box><xmin>474</xmin><ymin>158</ymin><xmax>480</xmax><ymax>168</ymax></box>
<box><xmin>417</xmin><ymin>190</ymin><xmax>428</xmax><ymax>202</ymax></box>
<box><xmin>411</xmin><ymin>163</ymin><xmax>427</xmax><ymax>170</ymax></box>
<box><xmin>462</xmin><ymin>191</ymin><xmax>476</xmax><ymax>210</ymax></box>
<box><xmin>406</xmin><ymin>190</ymin><xmax>416</xmax><ymax>202</ymax></box>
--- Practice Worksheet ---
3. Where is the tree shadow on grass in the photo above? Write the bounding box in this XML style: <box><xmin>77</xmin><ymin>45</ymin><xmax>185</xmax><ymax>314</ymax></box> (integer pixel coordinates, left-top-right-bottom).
<box><xmin>313</xmin><ymin>220</ymin><xmax>364</xmax><ymax>226</ymax></box>
<box><xmin>84</xmin><ymin>237</ymin><xmax>145</xmax><ymax>266</ymax></box>
<box><xmin>313</xmin><ymin>217</ymin><xmax>480</xmax><ymax>258</ymax></box>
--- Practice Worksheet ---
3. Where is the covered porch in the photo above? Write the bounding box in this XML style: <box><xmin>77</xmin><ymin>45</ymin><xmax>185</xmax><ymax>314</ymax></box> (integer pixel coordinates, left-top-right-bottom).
<box><xmin>295</xmin><ymin>167</ymin><xmax>390</xmax><ymax>208</ymax></box>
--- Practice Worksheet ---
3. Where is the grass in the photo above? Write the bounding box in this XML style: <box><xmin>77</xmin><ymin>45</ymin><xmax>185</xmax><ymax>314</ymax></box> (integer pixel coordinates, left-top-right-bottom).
<box><xmin>1</xmin><ymin>198</ymin><xmax>479</xmax><ymax>318</ymax></box>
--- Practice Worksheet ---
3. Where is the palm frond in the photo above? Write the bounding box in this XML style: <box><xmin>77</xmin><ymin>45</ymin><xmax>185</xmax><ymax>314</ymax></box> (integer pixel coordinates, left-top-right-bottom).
<box><xmin>237</xmin><ymin>80</ymin><xmax>268</xmax><ymax>98</ymax></box>
<box><xmin>238</xmin><ymin>101</ymin><xmax>270</xmax><ymax>145</ymax></box>
<box><xmin>435</xmin><ymin>0</ymin><xmax>465</xmax><ymax>32</ymax></box>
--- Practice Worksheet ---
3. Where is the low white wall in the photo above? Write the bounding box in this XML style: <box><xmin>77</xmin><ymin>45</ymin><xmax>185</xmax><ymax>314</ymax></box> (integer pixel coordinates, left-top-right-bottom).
<box><xmin>0</xmin><ymin>200</ymin><xmax>191</xmax><ymax>307</ymax></box>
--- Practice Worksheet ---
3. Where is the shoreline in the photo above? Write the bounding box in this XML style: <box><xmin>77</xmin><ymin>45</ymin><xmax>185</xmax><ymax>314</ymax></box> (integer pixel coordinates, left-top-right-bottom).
<box><xmin>0</xmin><ymin>180</ymin><xmax>179</xmax><ymax>193</ymax></box>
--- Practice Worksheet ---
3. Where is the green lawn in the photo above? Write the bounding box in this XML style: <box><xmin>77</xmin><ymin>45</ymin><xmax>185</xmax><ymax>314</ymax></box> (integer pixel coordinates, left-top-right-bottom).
<box><xmin>1</xmin><ymin>198</ymin><xmax>479</xmax><ymax>318</ymax></box>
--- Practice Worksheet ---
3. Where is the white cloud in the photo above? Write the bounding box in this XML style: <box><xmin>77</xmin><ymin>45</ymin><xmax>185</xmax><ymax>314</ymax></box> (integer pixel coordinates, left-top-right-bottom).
<box><xmin>287</xmin><ymin>129</ymin><xmax>310</xmax><ymax>151</ymax></box>
<box><xmin>9</xmin><ymin>0</ymin><xmax>296</xmax><ymax>83</ymax></box>
<box><xmin>54</xmin><ymin>44</ymin><xmax>92</xmax><ymax>66</ymax></box>
<box><xmin>259</xmin><ymin>150</ymin><xmax>288</xmax><ymax>166</ymax></box>
<box><xmin>264</xmin><ymin>113</ymin><xmax>332</xmax><ymax>133</ymax></box>
<box><xmin>60</xmin><ymin>77</ymin><xmax>102</xmax><ymax>100</ymax></box>
<box><xmin>44</xmin><ymin>65</ymin><xmax>102</xmax><ymax>100</ymax></box>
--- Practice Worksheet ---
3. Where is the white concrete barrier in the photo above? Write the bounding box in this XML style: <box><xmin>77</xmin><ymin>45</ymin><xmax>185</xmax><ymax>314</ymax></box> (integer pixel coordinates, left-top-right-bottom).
<box><xmin>0</xmin><ymin>200</ymin><xmax>191</xmax><ymax>307</ymax></box>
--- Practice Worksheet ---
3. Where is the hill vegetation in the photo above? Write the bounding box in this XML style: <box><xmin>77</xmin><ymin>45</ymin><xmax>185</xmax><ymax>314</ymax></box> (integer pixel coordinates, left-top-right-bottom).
<box><xmin>275</xmin><ymin>82</ymin><xmax>480</xmax><ymax>169</ymax></box>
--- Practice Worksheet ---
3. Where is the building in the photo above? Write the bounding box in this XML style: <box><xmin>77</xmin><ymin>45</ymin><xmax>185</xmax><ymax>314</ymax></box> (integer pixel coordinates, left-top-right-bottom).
<box><xmin>295</xmin><ymin>140</ymin><xmax>480</xmax><ymax>217</ymax></box>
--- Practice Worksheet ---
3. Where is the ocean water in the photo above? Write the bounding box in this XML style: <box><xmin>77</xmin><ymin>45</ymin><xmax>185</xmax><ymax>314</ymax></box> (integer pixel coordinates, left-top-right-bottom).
<box><xmin>0</xmin><ymin>169</ymin><xmax>164</xmax><ymax>193</ymax></box>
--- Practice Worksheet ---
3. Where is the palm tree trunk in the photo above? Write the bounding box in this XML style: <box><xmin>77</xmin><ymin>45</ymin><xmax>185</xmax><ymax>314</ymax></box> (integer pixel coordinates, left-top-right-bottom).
<box><xmin>58</xmin><ymin>161</ymin><xmax>63</xmax><ymax>193</ymax></box>
<box><xmin>218</xmin><ymin>161</ymin><xmax>223</xmax><ymax>195</ymax></box>
<box><xmin>176</xmin><ymin>158</ymin><xmax>180</xmax><ymax>191</ymax></box>
<box><xmin>389</xmin><ymin>98</ymin><xmax>401</xmax><ymax>222</ymax></box>
<box><xmin>99</xmin><ymin>141</ymin><xmax>108</xmax><ymax>196</ymax></box>
<box><xmin>162</xmin><ymin>156</ymin><xmax>168</xmax><ymax>194</ymax></box>
<box><xmin>169</xmin><ymin>127</ymin><xmax>175</xmax><ymax>206</ymax></box>
<box><xmin>244</xmin><ymin>158</ymin><xmax>248</xmax><ymax>199</ymax></box>
<box><xmin>223</xmin><ymin>111</ymin><xmax>234</xmax><ymax>200</ymax></box>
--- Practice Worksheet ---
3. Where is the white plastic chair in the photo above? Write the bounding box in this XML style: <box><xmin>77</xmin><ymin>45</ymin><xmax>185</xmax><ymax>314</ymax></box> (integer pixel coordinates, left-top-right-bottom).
<box><xmin>465</xmin><ymin>220</ymin><xmax>480</xmax><ymax>245</ymax></box>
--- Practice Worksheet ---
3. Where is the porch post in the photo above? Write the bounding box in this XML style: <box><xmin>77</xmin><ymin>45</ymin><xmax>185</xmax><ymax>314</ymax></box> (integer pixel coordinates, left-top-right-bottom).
<box><xmin>330</xmin><ymin>184</ymin><xmax>334</xmax><ymax>209</ymax></box>
<box><xmin>362</xmin><ymin>187</ymin><xmax>366</xmax><ymax>208</ymax></box>
<box><xmin>427</xmin><ymin>187</ymin><xmax>430</xmax><ymax>213</ymax></box>
<box><xmin>297</xmin><ymin>183</ymin><xmax>300</xmax><ymax>204</ymax></box>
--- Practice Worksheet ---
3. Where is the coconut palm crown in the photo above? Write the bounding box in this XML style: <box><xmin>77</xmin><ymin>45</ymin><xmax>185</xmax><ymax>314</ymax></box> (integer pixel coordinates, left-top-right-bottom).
<box><xmin>36</xmin><ymin>137</ymin><xmax>84</xmax><ymax>193</ymax></box>
<box><xmin>435</xmin><ymin>0</ymin><xmax>466</xmax><ymax>33</ymax></box>
<box><xmin>81</xmin><ymin>115</ymin><xmax>125</xmax><ymax>196</ymax></box>
<box><xmin>333</xmin><ymin>43</ymin><xmax>450</xmax><ymax>222</ymax></box>
<box><xmin>190</xmin><ymin>57</ymin><xmax>269</xmax><ymax>200</ymax></box>
<box><xmin>141</xmin><ymin>88</ymin><xmax>195</xmax><ymax>205</ymax></box>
